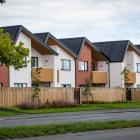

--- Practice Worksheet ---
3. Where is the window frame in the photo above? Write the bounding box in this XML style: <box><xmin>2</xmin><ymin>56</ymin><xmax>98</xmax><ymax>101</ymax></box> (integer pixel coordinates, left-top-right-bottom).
<box><xmin>137</xmin><ymin>63</ymin><xmax>140</xmax><ymax>73</ymax></box>
<box><xmin>79</xmin><ymin>61</ymin><xmax>88</xmax><ymax>71</ymax></box>
<box><xmin>61</xmin><ymin>59</ymin><xmax>71</xmax><ymax>71</ymax></box>
<box><xmin>61</xmin><ymin>84</ymin><xmax>71</xmax><ymax>88</ymax></box>
<box><xmin>31</xmin><ymin>57</ymin><xmax>38</xmax><ymax>67</ymax></box>
<box><xmin>14</xmin><ymin>83</ymin><xmax>27</xmax><ymax>88</ymax></box>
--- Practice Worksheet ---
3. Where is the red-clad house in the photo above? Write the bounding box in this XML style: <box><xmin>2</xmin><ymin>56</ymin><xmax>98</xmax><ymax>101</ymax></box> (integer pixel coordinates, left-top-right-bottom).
<box><xmin>60</xmin><ymin>37</ymin><xmax>108</xmax><ymax>87</ymax></box>
<box><xmin>0</xmin><ymin>65</ymin><xmax>9</xmax><ymax>87</ymax></box>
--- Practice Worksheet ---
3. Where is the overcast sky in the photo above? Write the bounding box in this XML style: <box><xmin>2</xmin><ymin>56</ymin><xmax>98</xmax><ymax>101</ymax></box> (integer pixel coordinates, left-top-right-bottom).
<box><xmin>0</xmin><ymin>0</ymin><xmax>140</xmax><ymax>44</ymax></box>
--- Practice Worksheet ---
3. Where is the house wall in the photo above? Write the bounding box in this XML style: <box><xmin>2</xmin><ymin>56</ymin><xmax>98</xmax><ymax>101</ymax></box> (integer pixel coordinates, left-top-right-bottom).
<box><xmin>123</xmin><ymin>51</ymin><xmax>140</xmax><ymax>88</ymax></box>
<box><xmin>97</xmin><ymin>61</ymin><xmax>109</xmax><ymax>87</ymax></box>
<box><xmin>133</xmin><ymin>52</ymin><xmax>140</xmax><ymax>87</ymax></box>
<box><xmin>50</xmin><ymin>45</ymin><xmax>75</xmax><ymax>87</ymax></box>
<box><xmin>0</xmin><ymin>65</ymin><xmax>9</xmax><ymax>87</ymax></box>
<box><xmin>76</xmin><ymin>43</ymin><xmax>92</xmax><ymax>87</ymax></box>
<box><xmin>31</xmin><ymin>48</ymin><xmax>54</xmax><ymax>68</ymax></box>
<box><xmin>9</xmin><ymin>32</ymin><xmax>32</xmax><ymax>87</ymax></box>
<box><xmin>110</xmin><ymin>62</ymin><xmax>123</xmax><ymax>87</ymax></box>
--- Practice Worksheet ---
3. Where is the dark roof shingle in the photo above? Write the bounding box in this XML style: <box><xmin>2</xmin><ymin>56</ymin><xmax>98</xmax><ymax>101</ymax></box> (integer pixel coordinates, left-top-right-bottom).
<box><xmin>93</xmin><ymin>40</ymin><xmax>129</xmax><ymax>62</ymax></box>
<box><xmin>59</xmin><ymin>37</ymin><xmax>87</xmax><ymax>56</ymax></box>
<box><xmin>2</xmin><ymin>25</ymin><xmax>21</xmax><ymax>42</ymax></box>
<box><xmin>34</xmin><ymin>33</ymin><xmax>49</xmax><ymax>42</ymax></box>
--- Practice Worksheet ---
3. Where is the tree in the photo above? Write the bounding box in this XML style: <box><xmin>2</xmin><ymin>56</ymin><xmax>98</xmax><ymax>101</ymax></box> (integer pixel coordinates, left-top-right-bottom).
<box><xmin>121</xmin><ymin>67</ymin><xmax>130</xmax><ymax>87</ymax></box>
<box><xmin>0</xmin><ymin>28</ymin><xmax>30</xmax><ymax>70</ymax></box>
<box><xmin>0</xmin><ymin>0</ymin><xmax>6</xmax><ymax>4</ymax></box>
<box><xmin>32</xmin><ymin>68</ymin><xmax>42</xmax><ymax>104</ymax></box>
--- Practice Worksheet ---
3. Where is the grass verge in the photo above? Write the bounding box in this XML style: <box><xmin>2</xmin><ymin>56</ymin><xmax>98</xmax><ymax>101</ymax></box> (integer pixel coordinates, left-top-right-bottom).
<box><xmin>0</xmin><ymin>102</ymin><xmax>140</xmax><ymax>117</ymax></box>
<box><xmin>0</xmin><ymin>120</ymin><xmax>140</xmax><ymax>139</ymax></box>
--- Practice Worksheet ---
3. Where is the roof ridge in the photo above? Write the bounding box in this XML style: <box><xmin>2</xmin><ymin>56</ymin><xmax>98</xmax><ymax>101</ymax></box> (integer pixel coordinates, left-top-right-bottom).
<box><xmin>59</xmin><ymin>37</ymin><xmax>85</xmax><ymax>40</ymax></box>
<box><xmin>93</xmin><ymin>40</ymin><xmax>129</xmax><ymax>44</ymax></box>
<box><xmin>34</xmin><ymin>32</ymin><xmax>49</xmax><ymax>35</ymax></box>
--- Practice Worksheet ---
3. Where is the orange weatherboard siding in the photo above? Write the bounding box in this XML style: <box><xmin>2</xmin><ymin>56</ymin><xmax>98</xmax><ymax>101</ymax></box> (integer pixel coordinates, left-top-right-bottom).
<box><xmin>76</xmin><ymin>42</ymin><xmax>92</xmax><ymax>87</ymax></box>
<box><xmin>0</xmin><ymin>65</ymin><xmax>9</xmax><ymax>87</ymax></box>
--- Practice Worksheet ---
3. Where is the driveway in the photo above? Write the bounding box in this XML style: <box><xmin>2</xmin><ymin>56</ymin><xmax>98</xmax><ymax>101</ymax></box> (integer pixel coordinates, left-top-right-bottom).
<box><xmin>13</xmin><ymin>127</ymin><xmax>140</xmax><ymax>140</ymax></box>
<box><xmin>0</xmin><ymin>109</ymin><xmax>140</xmax><ymax>127</ymax></box>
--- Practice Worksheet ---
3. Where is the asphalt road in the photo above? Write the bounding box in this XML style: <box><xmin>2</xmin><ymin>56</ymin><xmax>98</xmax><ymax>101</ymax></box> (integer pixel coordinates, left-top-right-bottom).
<box><xmin>0</xmin><ymin>110</ymin><xmax>140</xmax><ymax>127</ymax></box>
<box><xmin>13</xmin><ymin>127</ymin><xmax>140</xmax><ymax>140</ymax></box>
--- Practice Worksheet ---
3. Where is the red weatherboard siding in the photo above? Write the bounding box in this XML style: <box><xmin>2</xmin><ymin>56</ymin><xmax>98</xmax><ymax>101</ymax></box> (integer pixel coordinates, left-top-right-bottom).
<box><xmin>76</xmin><ymin>43</ymin><xmax>92</xmax><ymax>87</ymax></box>
<box><xmin>0</xmin><ymin>65</ymin><xmax>9</xmax><ymax>87</ymax></box>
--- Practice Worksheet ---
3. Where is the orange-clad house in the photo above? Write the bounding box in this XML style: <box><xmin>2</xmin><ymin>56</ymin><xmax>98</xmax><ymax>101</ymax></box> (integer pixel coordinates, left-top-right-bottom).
<box><xmin>60</xmin><ymin>37</ymin><xmax>109</xmax><ymax>87</ymax></box>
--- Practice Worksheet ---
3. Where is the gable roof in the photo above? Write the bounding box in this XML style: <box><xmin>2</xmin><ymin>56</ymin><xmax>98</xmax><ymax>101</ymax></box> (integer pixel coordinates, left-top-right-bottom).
<box><xmin>59</xmin><ymin>37</ymin><xmax>108</xmax><ymax>60</ymax></box>
<box><xmin>1</xmin><ymin>25</ymin><xmax>58</xmax><ymax>55</ymax></box>
<box><xmin>135</xmin><ymin>45</ymin><xmax>140</xmax><ymax>51</ymax></box>
<box><xmin>34</xmin><ymin>32</ymin><xmax>77</xmax><ymax>58</ymax></box>
<box><xmin>93</xmin><ymin>40</ymin><xmax>140</xmax><ymax>62</ymax></box>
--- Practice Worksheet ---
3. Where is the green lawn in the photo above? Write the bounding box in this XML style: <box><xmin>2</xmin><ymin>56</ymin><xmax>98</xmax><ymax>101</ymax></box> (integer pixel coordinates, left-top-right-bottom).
<box><xmin>0</xmin><ymin>102</ymin><xmax>140</xmax><ymax>117</ymax></box>
<box><xmin>0</xmin><ymin>120</ymin><xmax>140</xmax><ymax>139</ymax></box>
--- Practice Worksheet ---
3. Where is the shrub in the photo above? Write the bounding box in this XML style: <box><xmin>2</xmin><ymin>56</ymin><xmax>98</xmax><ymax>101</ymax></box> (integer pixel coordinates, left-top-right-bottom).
<box><xmin>18</xmin><ymin>100</ymin><xmax>78</xmax><ymax>109</ymax></box>
<box><xmin>45</xmin><ymin>100</ymin><xmax>78</xmax><ymax>108</ymax></box>
<box><xmin>18</xmin><ymin>102</ymin><xmax>45</xmax><ymax>109</ymax></box>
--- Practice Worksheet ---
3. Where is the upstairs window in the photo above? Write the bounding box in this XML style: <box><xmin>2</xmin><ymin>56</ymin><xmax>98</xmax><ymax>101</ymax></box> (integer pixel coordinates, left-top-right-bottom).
<box><xmin>61</xmin><ymin>59</ymin><xmax>71</xmax><ymax>71</ymax></box>
<box><xmin>137</xmin><ymin>63</ymin><xmax>140</xmax><ymax>73</ymax></box>
<box><xmin>31</xmin><ymin>57</ymin><xmax>38</xmax><ymax>67</ymax></box>
<box><xmin>79</xmin><ymin>61</ymin><xmax>88</xmax><ymax>71</ymax></box>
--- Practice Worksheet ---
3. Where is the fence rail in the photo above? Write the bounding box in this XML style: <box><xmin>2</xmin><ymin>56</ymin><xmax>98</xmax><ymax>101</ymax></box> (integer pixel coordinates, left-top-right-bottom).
<box><xmin>0</xmin><ymin>87</ymin><xmax>128</xmax><ymax>107</ymax></box>
<box><xmin>80</xmin><ymin>88</ymin><xmax>126</xmax><ymax>103</ymax></box>
<box><xmin>0</xmin><ymin>88</ymin><xmax>75</xmax><ymax>107</ymax></box>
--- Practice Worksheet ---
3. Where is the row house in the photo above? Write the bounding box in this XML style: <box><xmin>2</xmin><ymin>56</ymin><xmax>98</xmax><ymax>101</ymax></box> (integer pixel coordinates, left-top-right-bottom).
<box><xmin>60</xmin><ymin>37</ymin><xmax>109</xmax><ymax>87</ymax></box>
<box><xmin>94</xmin><ymin>40</ymin><xmax>140</xmax><ymax>88</ymax></box>
<box><xmin>34</xmin><ymin>32</ymin><xmax>76</xmax><ymax>87</ymax></box>
<box><xmin>0</xmin><ymin>25</ymin><xmax>58</xmax><ymax>87</ymax></box>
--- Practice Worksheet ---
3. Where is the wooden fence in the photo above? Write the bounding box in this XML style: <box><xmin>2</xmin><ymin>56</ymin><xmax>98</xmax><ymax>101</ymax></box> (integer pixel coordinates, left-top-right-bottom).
<box><xmin>80</xmin><ymin>88</ymin><xmax>126</xmax><ymax>103</ymax></box>
<box><xmin>0</xmin><ymin>88</ymin><xmax>75</xmax><ymax>107</ymax></box>
<box><xmin>131</xmin><ymin>88</ymin><xmax>140</xmax><ymax>102</ymax></box>
<box><xmin>0</xmin><ymin>87</ymin><xmax>127</xmax><ymax>107</ymax></box>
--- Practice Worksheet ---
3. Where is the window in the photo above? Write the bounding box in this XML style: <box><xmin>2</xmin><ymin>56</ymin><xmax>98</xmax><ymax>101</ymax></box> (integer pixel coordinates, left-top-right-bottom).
<box><xmin>79</xmin><ymin>61</ymin><xmax>88</xmax><ymax>71</ymax></box>
<box><xmin>137</xmin><ymin>85</ymin><xmax>140</xmax><ymax>88</ymax></box>
<box><xmin>31</xmin><ymin>57</ymin><xmax>38</xmax><ymax>67</ymax></box>
<box><xmin>0</xmin><ymin>83</ymin><xmax>3</xmax><ymax>87</ymax></box>
<box><xmin>61</xmin><ymin>84</ymin><xmax>71</xmax><ymax>87</ymax></box>
<box><xmin>61</xmin><ymin>59</ymin><xmax>71</xmax><ymax>71</ymax></box>
<box><xmin>137</xmin><ymin>63</ymin><xmax>140</xmax><ymax>73</ymax></box>
<box><xmin>14</xmin><ymin>83</ymin><xmax>27</xmax><ymax>88</ymax></box>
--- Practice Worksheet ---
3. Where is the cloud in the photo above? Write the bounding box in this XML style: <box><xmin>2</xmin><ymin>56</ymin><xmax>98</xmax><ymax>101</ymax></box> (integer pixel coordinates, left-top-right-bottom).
<box><xmin>0</xmin><ymin>0</ymin><xmax>140</xmax><ymax>44</ymax></box>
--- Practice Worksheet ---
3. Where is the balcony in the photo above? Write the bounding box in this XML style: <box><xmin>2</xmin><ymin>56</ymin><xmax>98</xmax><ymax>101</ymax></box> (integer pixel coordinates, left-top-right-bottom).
<box><xmin>92</xmin><ymin>71</ymin><xmax>107</xmax><ymax>84</ymax></box>
<box><xmin>125</xmin><ymin>72</ymin><xmax>136</xmax><ymax>84</ymax></box>
<box><xmin>32</xmin><ymin>67</ymin><xmax>53</xmax><ymax>82</ymax></box>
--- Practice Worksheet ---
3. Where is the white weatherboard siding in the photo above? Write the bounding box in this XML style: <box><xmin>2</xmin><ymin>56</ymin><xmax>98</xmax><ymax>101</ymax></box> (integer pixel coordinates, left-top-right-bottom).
<box><xmin>50</xmin><ymin>45</ymin><xmax>75</xmax><ymax>87</ymax></box>
<box><xmin>123</xmin><ymin>51</ymin><xmax>140</xmax><ymax>87</ymax></box>
<box><xmin>133</xmin><ymin>52</ymin><xmax>140</xmax><ymax>87</ymax></box>
<box><xmin>31</xmin><ymin>48</ymin><xmax>54</xmax><ymax>68</ymax></box>
<box><xmin>110</xmin><ymin>62</ymin><xmax>123</xmax><ymax>87</ymax></box>
<box><xmin>9</xmin><ymin>32</ymin><xmax>31</xmax><ymax>87</ymax></box>
<box><xmin>97</xmin><ymin>61</ymin><xmax>109</xmax><ymax>87</ymax></box>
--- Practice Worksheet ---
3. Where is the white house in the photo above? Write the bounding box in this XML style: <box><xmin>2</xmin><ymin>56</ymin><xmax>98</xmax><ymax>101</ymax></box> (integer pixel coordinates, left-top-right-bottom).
<box><xmin>94</xmin><ymin>40</ymin><xmax>140</xmax><ymax>88</ymax></box>
<box><xmin>35</xmin><ymin>32</ymin><xmax>76</xmax><ymax>87</ymax></box>
<box><xmin>2</xmin><ymin>25</ymin><xmax>57</xmax><ymax>87</ymax></box>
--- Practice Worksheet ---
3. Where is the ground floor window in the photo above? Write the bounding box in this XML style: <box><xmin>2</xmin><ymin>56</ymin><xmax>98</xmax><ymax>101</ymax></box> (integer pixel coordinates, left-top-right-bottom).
<box><xmin>14</xmin><ymin>83</ymin><xmax>27</xmax><ymax>88</ymax></box>
<box><xmin>32</xmin><ymin>83</ymin><xmax>50</xmax><ymax>88</ymax></box>
<box><xmin>137</xmin><ymin>85</ymin><xmax>140</xmax><ymax>88</ymax></box>
<box><xmin>0</xmin><ymin>83</ymin><xmax>3</xmax><ymax>87</ymax></box>
<box><xmin>61</xmin><ymin>84</ymin><xmax>71</xmax><ymax>88</ymax></box>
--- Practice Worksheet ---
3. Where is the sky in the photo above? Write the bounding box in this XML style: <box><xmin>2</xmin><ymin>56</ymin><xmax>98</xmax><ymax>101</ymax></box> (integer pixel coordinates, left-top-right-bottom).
<box><xmin>0</xmin><ymin>0</ymin><xmax>140</xmax><ymax>44</ymax></box>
